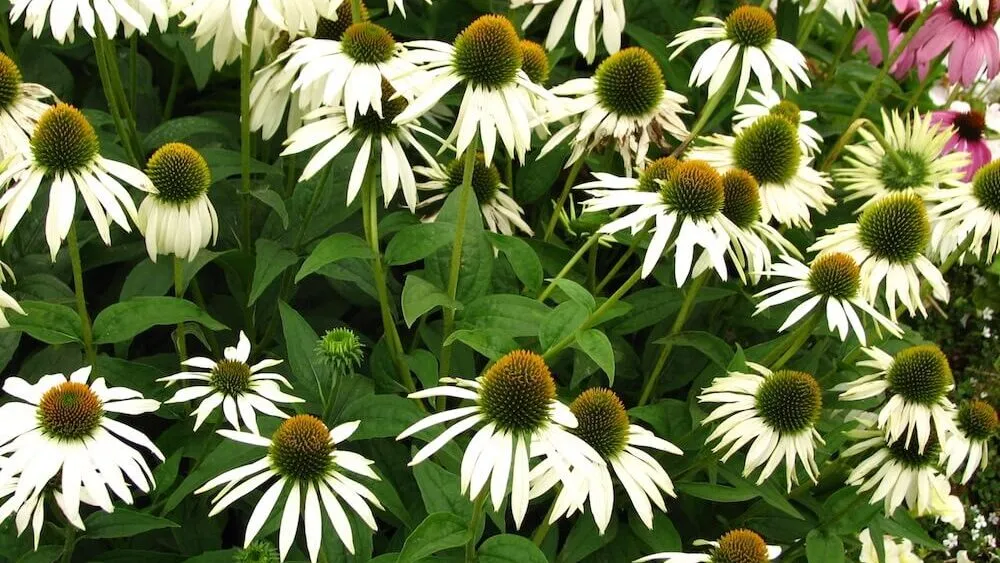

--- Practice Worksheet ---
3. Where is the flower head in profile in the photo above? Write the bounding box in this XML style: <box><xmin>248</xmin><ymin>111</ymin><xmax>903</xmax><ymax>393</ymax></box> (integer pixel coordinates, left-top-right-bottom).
<box><xmin>0</xmin><ymin>103</ymin><xmax>154</xmax><ymax>260</ymax></box>
<box><xmin>198</xmin><ymin>416</ymin><xmax>381</xmax><ymax>561</ymax></box>
<box><xmin>838</xmin><ymin>111</ymin><xmax>967</xmax><ymax>209</ymax></box>
<box><xmin>689</xmin><ymin>114</ymin><xmax>833</xmax><ymax>228</ymax></box>
<box><xmin>838</xmin><ymin>345</ymin><xmax>956</xmax><ymax>452</ymax></box>
<box><xmin>540</xmin><ymin>48</ymin><xmax>689</xmax><ymax>172</ymax></box>
<box><xmin>577</xmin><ymin>159</ymin><xmax>734</xmax><ymax>285</ymax></box>
<box><xmin>519</xmin><ymin>40</ymin><xmax>551</xmax><ymax>87</ymax></box>
<box><xmin>180</xmin><ymin>0</ymin><xmax>282</xmax><ymax>69</ymax></box>
<box><xmin>635</xmin><ymin>529</ymin><xmax>782</xmax><ymax>562</ymax></box>
<box><xmin>753</xmin><ymin>253</ymin><xmax>902</xmax><ymax>345</ymax></box>
<box><xmin>733</xmin><ymin>90</ymin><xmax>822</xmax><ymax>156</ymax></box>
<box><xmin>235</xmin><ymin>540</ymin><xmax>281</xmax><ymax>563</ymax></box>
<box><xmin>699</xmin><ymin>364</ymin><xmax>824</xmax><ymax>491</ymax></box>
<box><xmin>0</xmin><ymin>52</ymin><xmax>55</xmax><ymax>158</ymax></box>
<box><xmin>331</xmin><ymin>0</ymin><xmax>427</xmax><ymax>17</ymax></box>
<box><xmin>315</xmin><ymin>328</ymin><xmax>365</xmax><ymax>374</ymax></box>
<box><xmin>854</xmin><ymin>12</ymin><xmax>911</xmax><ymax>74</ymax></box>
<box><xmin>928</xmin><ymin>158</ymin><xmax>1000</xmax><ymax>264</ymax></box>
<box><xmin>798</xmin><ymin>0</ymin><xmax>867</xmax><ymax>25</ymax></box>
<box><xmin>397</xmin><ymin>350</ymin><xmax>601</xmax><ymax>528</ymax></box>
<box><xmin>858</xmin><ymin>528</ymin><xmax>924</xmax><ymax>563</ymax></box>
<box><xmin>138</xmin><ymin>143</ymin><xmax>219</xmax><ymax>262</ymax></box>
<box><xmin>941</xmin><ymin>399</ymin><xmax>997</xmax><ymax>483</ymax></box>
<box><xmin>415</xmin><ymin>154</ymin><xmax>533</xmax><ymax>236</ymax></box>
<box><xmin>669</xmin><ymin>6</ymin><xmax>810</xmax><ymax>104</ymax></box>
<box><xmin>931</xmin><ymin>101</ymin><xmax>998</xmax><ymax>180</ymax></box>
<box><xmin>11</xmin><ymin>0</ymin><xmax>169</xmax><ymax>43</ymax></box>
<box><xmin>0</xmin><ymin>260</ymin><xmax>25</xmax><ymax>329</ymax></box>
<box><xmin>512</xmin><ymin>0</ymin><xmax>626</xmax><ymax>63</ymax></box>
<box><xmin>530</xmin><ymin>389</ymin><xmax>681</xmax><ymax>533</ymax></box>
<box><xmin>809</xmin><ymin>193</ymin><xmax>949</xmax><ymax>320</ymax></box>
<box><xmin>900</xmin><ymin>0</ymin><xmax>1000</xmax><ymax>87</ymax></box>
<box><xmin>158</xmin><ymin>331</ymin><xmax>303</xmax><ymax>433</ymax></box>
<box><xmin>394</xmin><ymin>15</ymin><xmax>551</xmax><ymax>163</ymax></box>
<box><xmin>0</xmin><ymin>366</ymin><xmax>162</xmax><ymax>547</ymax></box>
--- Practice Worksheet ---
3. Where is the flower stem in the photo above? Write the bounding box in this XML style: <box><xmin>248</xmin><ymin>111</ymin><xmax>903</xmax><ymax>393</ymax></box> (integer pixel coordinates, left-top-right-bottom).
<box><xmin>239</xmin><ymin>17</ymin><xmax>255</xmax><ymax>252</ymax></box>
<box><xmin>819</xmin><ymin>118</ymin><xmax>868</xmax><ymax>172</ymax></box>
<box><xmin>536</xmin><ymin>213</ymin><xmax>620</xmax><ymax>302</ymax></box>
<box><xmin>464</xmin><ymin>493</ymin><xmax>487</xmax><ymax>563</ymax></box>
<box><xmin>531</xmin><ymin>502</ymin><xmax>557</xmax><ymax>546</ymax></box>
<box><xmin>350</xmin><ymin>0</ymin><xmax>364</xmax><ymax>22</ymax></box>
<box><xmin>761</xmin><ymin>311</ymin><xmax>820</xmax><ymax>369</ymax></box>
<box><xmin>795</xmin><ymin>0</ymin><xmax>828</xmax><ymax>48</ymax></box>
<box><xmin>669</xmin><ymin>66</ymin><xmax>739</xmax><ymax>158</ymax></box>
<box><xmin>438</xmin><ymin>138</ymin><xmax>481</xmax><ymax>381</ymax></box>
<box><xmin>163</xmin><ymin>58</ymin><xmax>182</xmax><ymax>121</ymax></box>
<box><xmin>93</xmin><ymin>29</ymin><xmax>143</xmax><ymax>167</ymax></box>
<box><xmin>542</xmin><ymin>158</ymin><xmax>586</xmax><ymax>242</ymax></box>
<box><xmin>595</xmin><ymin>227</ymin><xmax>648</xmax><ymax>292</ymax></box>
<box><xmin>637</xmin><ymin>271</ymin><xmax>710</xmax><ymax>406</ymax></box>
<box><xmin>0</xmin><ymin>17</ymin><xmax>16</xmax><ymax>65</ymax></box>
<box><xmin>543</xmin><ymin>268</ymin><xmax>642</xmax><ymax>360</ymax></box>
<box><xmin>173</xmin><ymin>256</ymin><xmax>188</xmax><ymax>363</ymax></box>
<box><xmin>67</xmin><ymin>225</ymin><xmax>96</xmax><ymax>367</ymax></box>
<box><xmin>60</xmin><ymin>523</ymin><xmax>77</xmax><ymax>563</ymax></box>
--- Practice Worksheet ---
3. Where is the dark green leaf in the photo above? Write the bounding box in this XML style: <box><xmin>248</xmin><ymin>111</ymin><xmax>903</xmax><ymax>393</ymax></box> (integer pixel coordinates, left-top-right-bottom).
<box><xmin>401</xmin><ymin>275</ymin><xmax>459</xmax><ymax>327</ymax></box>
<box><xmin>385</xmin><ymin>223</ymin><xmax>457</xmax><ymax>265</ymax></box>
<box><xmin>92</xmin><ymin>297</ymin><xmax>226</xmax><ymax>344</ymax></box>
<box><xmin>444</xmin><ymin>328</ymin><xmax>520</xmax><ymax>361</ymax></box>
<box><xmin>144</xmin><ymin>116</ymin><xmax>235</xmax><ymax>148</ymax></box>
<box><xmin>396</xmin><ymin>512</ymin><xmax>470</xmax><ymax>563</ymax></box>
<box><xmin>547</xmin><ymin>279</ymin><xmax>596</xmax><ymax>311</ymax></box>
<box><xmin>457</xmin><ymin>294</ymin><xmax>550</xmax><ymax>337</ymax></box>
<box><xmin>655</xmin><ymin>331</ymin><xmax>733</xmax><ymax>368</ymax></box>
<box><xmin>278</xmin><ymin>301</ymin><xmax>324</xmax><ymax>404</ymax></box>
<box><xmin>16</xmin><ymin>546</ymin><xmax>62</xmax><ymax>563</ymax></box>
<box><xmin>539</xmin><ymin>301</ymin><xmax>589</xmax><ymax>351</ymax></box>
<box><xmin>340</xmin><ymin>394</ymin><xmax>423</xmax><ymax>440</ymax></box>
<box><xmin>486</xmin><ymin>233</ymin><xmax>543</xmax><ymax>293</ymax></box>
<box><xmin>248</xmin><ymin>239</ymin><xmax>298</xmax><ymax>305</ymax></box>
<box><xmin>478</xmin><ymin>534</ymin><xmax>548</xmax><ymax>563</ymax></box>
<box><xmin>251</xmin><ymin>188</ymin><xmax>289</xmax><ymax>229</ymax></box>
<box><xmin>576</xmin><ymin>329</ymin><xmax>615</xmax><ymax>385</ymax></box>
<box><xmin>296</xmin><ymin>233</ymin><xmax>372</xmax><ymax>282</ymax></box>
<box><xmin>675</xmin><ymin>482</ymin><xmax>758</xmax><ymax>502</ymax></box>
<box><xmin>806</xmin><ymin>530</ymin><xmax>844</xmax><ymax>563</ymax></box>
<box><xmin>84</xmin><ymin>508</ymin><xmax>179</xmax><ymax>538</ymax></box>
<box><xmin>5</xmin><ymin>301</ymin><xmax>82</xmax><ymax>344</ymax></box>
<box><xmin>412</xmin><ymin>461</ymin><xmax>473</xmax><ymax>520</ymax></box>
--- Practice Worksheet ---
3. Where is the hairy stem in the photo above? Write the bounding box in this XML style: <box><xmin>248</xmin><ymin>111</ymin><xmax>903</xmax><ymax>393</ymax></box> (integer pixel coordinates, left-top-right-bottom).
<box><xmin>173</xmin><ymin>256</ymin><xmax>188</xmax><ymax>363</ymax></box>
<box><xmin>68</xmin><ymin>225</ymin><xmax>96</xmax><ymax>366</ymax></box>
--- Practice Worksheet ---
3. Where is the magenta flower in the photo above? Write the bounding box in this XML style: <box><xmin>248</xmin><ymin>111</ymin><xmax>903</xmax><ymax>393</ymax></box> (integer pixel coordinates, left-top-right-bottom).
<box><xmin>901</xmin><ymin>0</ymin><xmax>1000</xmax><ymax>86</ymax></box>
<box><xmin>931</xmin><ymin>102</ymin><xmax>997</xmax><ymax>180</ymax></box>
<box><xmin>854</xmin><ymin>20</ymin><xmax>904</xmax><ymax>68</ymax></box>
<box><xmin>893</xmin><ymin>0</ymin><xmax>922</xmax><ymax>12</ymax></box>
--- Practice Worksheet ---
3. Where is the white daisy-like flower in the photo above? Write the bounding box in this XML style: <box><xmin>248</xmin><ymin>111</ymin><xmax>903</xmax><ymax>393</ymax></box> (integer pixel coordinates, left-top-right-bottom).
<box><xmin>512</xmin><ymin>0</ymin><xmax>626</xmax><ymax>63</ymax></box>
<box><xmin>798</xmin><ymin>0</ymin><xmax>867</xmax><ymax>26</ymax></box>
<box><xmin>529</xmin><ymin>389</ymin><xmax>681</xmax><ymax>533</ymax></box>
<box><xmin>11</xmin><ymin>0</ymin><xmax>169</xmax><ymax>43</ymax></box>
<box><xmin>753</xmin><ymin>253</ymin><xmax>902</xmax><ymax>345</ymax></box>
<box><xmin>0</xmin><ymin>366</ymin><xmax>163</xmax><ymax>542</ymax></box>
<box><xmin>539</xmin><ymin>47</ymin><xmax>689</xmax><ymax>173</ymax></box>
<box><xmin>689</xmin><ymin>114</ymin><xmax>832</xmax><ymax>228</ymax></box>
<box><xmin>0</xmin><ymin>53</ymin><xmax>55</xmax><ymax>159</ymax></box>
<box><xmin>733</xmin><ymin>90</ymin><xmax>822</xmax><ymax>156</ymax></box>
<box><xmin>699</xmin><ymin>363</ymin><xmax>824</xmax><ymax>491</ymax></box>
<box><xmin>843</xmin><ymin>413</ymin><xmax>947</xmax><ymax>516</ymax></box>
<box><xmin>282</xmin><ymin>80</ymin><xmax>438</xmax><ymax>212</ymax></box>
<box><xmin>331</xmin><ymin>0</ymin><xmax>427</xmax><ymax>17</ymax></box>
<box><xmin>397</xmin><ymin>350</ymin><xmax>603</xmax><ymax>529</ymax></box>
<box><xmin>394</xmin><ymin>15</ymin><xmax>551</xmax><ymax>163</ymax></box>
<box><xmin>809</xmin><ymin>193</ymin><xmax>949</xmax><ymax>320</ymax></box>
<box><xmin>576</xmin><ymin>159</ymin><xmax>733</xmax><ymax>285</ymax></box>
<box><xmin>940</xmin><ymin>399</ymin><xmax>996</xmax><ymax>484</ymax></box>
<box><xmin>957</xmin><ymin>0</ymin><xmax>990</xmax><ymax>23</ymax></box>
<box><xmin>635</xmin><ymin>529</ymin><xmax>782</xmax><ymax>563</ymax></box>
<box><xmin>137</xmin><ymin>143</ymin><xmax>219</xmax><ymax>262</ymax></box>
<box><xmin>0</xmin><ymin>260</ymin><xmax>25</xmax><ymax>329</ymax></box>
<box><xmin>837</xmin><ymin>345</ymin><xmax>957</xmax><ymax>453</ymax></box>
<box><xmin>859</xmin><ymin>528</ymin><xmax>924</xmax><ymax>563</ymax></box>
<box><xmin>668</xmin><ymin>5</ymin><xmax>810</xmax><ymax>104</ymax></box>
<box><xmin>927</xmin><ymin>159</ymin><xmax>1000</xmax><ymax>263</ymax></box>
<box><xmin>197</xmin><ymin>415</ymin><xmax>382</xmax><ymax>561</ymax></box>
<box><xmin>0</xmin><ymin>103</ymin><xmax>153</xmax><ymax>261</ymax></box>
<box><xmin>925</xmin><ymin>480</ymin><xmax>965</xmax><ymax>530</ymax></box>
<box><xmin>415</xmin><ymin>155</ymin><xmax>533</xmax><ymax>236</ymax></box>
<box><xmin>180</xmin><ymin>0</ymin><xmax>281</xmax><ymax>70</ymax></box>
<box><xmin>157</xmin><ymin>331</ymin><xmax>303</xmax><ymax>433</ymax></box>
<box><xmin>837</xmin><ymin>111</ymin><xmax>967</xmax><ymax>210</ymax></box>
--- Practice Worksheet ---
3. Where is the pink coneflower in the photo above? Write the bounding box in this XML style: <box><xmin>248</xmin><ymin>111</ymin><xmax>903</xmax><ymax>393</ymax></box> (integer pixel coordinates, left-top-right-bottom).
<box><xmin>901</xmin><ymin>0</ymin><xmax>1000</xmax><ymax>87</ymax></box>
<box><xmin>854</xmin><ymin>10</ymin><xmax>918</xmax><ymax>77</ymax></box>
<box><xmin>893</xmin><ymin>0</ymin><xmax>921</xmax><ymax>12</ymax></box>
<box><xmin>931</xmin><ymin>101</ymin><xmax>999</xmax><ymax>180</ymax></box>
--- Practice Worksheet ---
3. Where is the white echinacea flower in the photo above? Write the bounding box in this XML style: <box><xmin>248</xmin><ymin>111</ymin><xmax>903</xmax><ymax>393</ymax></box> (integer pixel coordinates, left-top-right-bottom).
<box><xmin>158</xmin><ymin>331</ymin><xmax>303</xmax><ymax>433</ymax></box>
<box><xmin>927</xmin><ymin>158</ymin><xmax>1000</xmax><ymax>263</ymax></box>
<box><xmin>11</xmin><ymin>0</ymin><xmax>169</xmax><ymax>43</ymax></box>
<box><xmin>635</xmin><ymin>529</ymin><xmax>782</xmax><ymax>563</ymax></box>
<box><xmin>0</xmin><ymin>260</ymin><xmax>25</xmax><ymax>329</ymax></box>
<box><xmin>512</xmin><ymin>0</ymin><xmax>626</xmax><ymax>63</ymax></box>
<box><xmin>940</xmin><ymin>399</ymin><xmax>997</xmax><ymax>484</ymax></box>
<box><xmin>0</xmin><ymin>52</ymin><xmax>55</xmax><ymax>158</ymax></box>
<box><xmin>180</xmin><ymin>0</ymin><xmax>281</xmax><ymax>69</ymax></box>
<box><xmin>733</xmin><ymin>90</ymin><xmax>822</xmax><ymax>156</ymax></box>
<box><xmin>858</xmin><ymin>528</ymin><xmax>924</xmax><ymax>563</ymax></box>
<box><xmin>198</xmin><ymin>416</ymin><xmax>382</xmax><ymax>561</ymax></box>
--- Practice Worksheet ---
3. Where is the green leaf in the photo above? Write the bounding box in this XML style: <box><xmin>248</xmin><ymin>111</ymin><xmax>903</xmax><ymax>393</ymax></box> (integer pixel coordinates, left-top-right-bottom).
<box><xmin>576</xmin><ymin>329</ymin><xmax>615</xmax><ymax>385</ymax></box>
<box><xmin>164</xmin><ymin>434</ymin><xmax>264</xmax><ymax>513</ymax></box>
<box><xmin>340</xmin><ymin>394</ymin><xmax>423</xmax><ymax>440</ymax></box>
<box><xmin>251</xmin><ymin>188</ymin><xmax>289</xmax><ymax>229</ymax></box>
<box><xmin>180</xmin><ymin>550</ymin><xmax>239</xmax><ymax>563</ymax></box>
<box><xmin>248</xmin><ymin>239</ymin><xmax>298</xmax><ymax>305</ymax></box>
<box><xmin>717</xmin><ymin>465</ymin><xmax>803</xmax><ymax>519</ymax></box>
<box><xmin>547</xmin><ymin>279</ymin><xmax>596</xmax><ymax>311</ymax></box>
<box><xmin>486</xmin><ymin>233</ymin><xmax>543</xmax><ymax>293</ymax></box>
<box><xmin>629</xmin><ymin>512</ymin><xmax>680</xmax><ymax>553</ymax></box>
<box><xmin>614</xmin><ymin>287</ymin><xmax>734</xmax><ymax>335</ymax></box>
<box><xmin>84</xmin><ymin>508</ymin><xmax>179</xmax><ymax>538</ymax></box>
<box><xmin>624</xmin><ymin>24</ymin><xmax>687</xmax><ymax>92</ymax></box>
<box><xmin>478</xmin><ymin>534</ymin><xmax>548</xmax><ymax>563</ymax></box>
<box><xmin>558</xmin><ymin>516</ymin><xmax>618</xmax><ymax>563</ymax></box>
<box><xmin>385</xmin><ymin>222</ymin><xmax>457</xmax><ymax>265</ymax></box>
<box><xmin>412</xmin><ymin>461</ymin><xmax>473</xmax><ymax>520</ymax></box>
<box><xmin>278</xmin><ymin>301</ymin><xmax>324</xmax><ymax>404</ymax></box>
<box><xmin>655</xmin><ymin>331</ymin><xmax>734</xmax><ymax>369</ymax></box>
<box><xmin>144</xmin><ymin>116</ymin><xmax>235</xmax><ymax>149</ymax></box>
<box><xmin>16</xmin><ymin>546</ymin><xmax>62</xmax><ymax>563</ymax></box>
<box><xmin>396</xmin><ymin>512</ymin><xmax>470</xmax><ymax>563</ymax></box>
<box><xmin>675</xmin><ymin>482</ymin><xmax>757</xmax><ymax>502</ymax></box>
<box><xmin>296</xmin><ymin>233</ymin><xmax>372</xmax><ymax>282</ymax></box>
<box><xmin>882</xmin><ymin>509</ymin><xmax>944</xmax><ymax>549</ymax></box>
<box><xmin>514</xmin><ymin>145</ymin><xmax>570</xmax><ymax>204</ymax></box>
<box><xmin>867</xmin><ymin>13</ymin><xmax>891</xmax><ymax>66</ymax></box>
<box><xmin>806</xmin><ymin>530</ymin><xmax>844</xmax><ymax>563</ymax></box>
<box><xmin>401</xmin><ymin>275</ymin><xmax>458</xmax><ymax>327</ymax></box>
<box><xmin>539</xmin><ymin>301</ymin><xmax>588</xmax><ymax>351</ymax></box>
<box><xmin>5</xmin><ymin>301</ymin><xmax>82</xmax><ymax>344</ymax></box>
<box><xmin>444</xmin><ymin>329</ymin><xmax>520</xmax><ymax>361</ymax></box>
<box><xmin>457</xmin><ymin>294</ymin><xmax>551</xmax><ymax>337</ymax></box>
<box><xmin>423</xmin><ymin>188</ymin><xmax>493</xmax><ymax>303</ymax></box>
<box><xmin>92</xmin><ymin>297</ymin><xmax>226</xmax><ymax>344</ymax></box>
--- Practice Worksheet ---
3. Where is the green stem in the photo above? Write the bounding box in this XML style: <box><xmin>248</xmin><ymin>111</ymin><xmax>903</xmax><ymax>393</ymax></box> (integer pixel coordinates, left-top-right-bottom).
<box><xmin>761</xmin><ymin>311</ymin><xmax>820</xmax><ymax>369</ymax></box>
<box><xmin>190</xmin><ymin>278</ymin><xmax>222</xmax><ymax>356</ymax></box>
<box><xmin>536</xmin><ymin>224</ymin><xmax>610</xmax><ymax>302</ymax></box>
<box><xmin>542</xmin><ymin>158</ymin><xmax>586</xmax><ymax>242</ymax></box>
<box><xmin>163</xmin><ymin>58</ymin><xmax>182</xmax><ymax>121</ymax></box>
<box><xmin>0</xmin><ymin>16</ymin><xmax>17</xmax><ymax>64</ymax></box>
<box><xmin>904</xmin><ymin>60</ymin><xmax>940</xmax><ymax>112</ymax></box>
<box><xmin>827</xmin><ymin>27</ymin><xmax>857</xmax><ymax>75</ymax></box>
<box><xmin>239</xmin><ymin>17</ymin><xmax>255</xmax><ymax>251</ymax></box>
<box><xmin>543</xmin><ymin>269</ymin><xmax>642</xmax><ymax>360</ymax></box>
<box><xmin>637</xmin><ymin>271</ymin><xmax>709</xmax><ymax>406</ymax></box>
<box><xmin>795</xmin><ymin>0</ymin><xmax>828</xmax><ymax>48</ymax></box>
<box><xmin>670</xmin><ymin>66</ymin><xmax>739</xmax><ymax>158</ymax></box>
<box><xmin>464</xmin><ymin>494</ymin><xmax>487</xmax><ymax>563</ymax></box>
<box><xmin>93</xmin><ymin>29</ymin><xmax>143</xmax><ymax>166</ymax></box>
<box><xmin>128</xmin><ymin>35</ymin><xmax>138</xmax><ymax>111</ymax></box>
<box><xmin>60</xmin><ymin>524</ymin><xmax>77</xmax><ymax>563</ymax></box>
<box><xmin>586</xmin><ymin>243</ymin><xmax>598</xmax><ymax>292</ymax></box>
<box><xmin>173</xmin><ymin>256</ymin><xmax>188</xmax><ymax>363</ymax></box>
<box><xmin>68</xmin><ymin>225</ymin><xmax>96</xmax><ymax>367</ymax></box>
<box><xmin>819</xmin><ymin>118</ymin><xmax>868</xmax><ymax>172</ymax></box>
<box><xmin>595</xmin><ymin>227</ymin><xmax>647</xmax><ymax>293</ymax></box>
<box><xmin>438</xmin><ymin>138</ymin><xmax>480</xmax><ymax>380</ymax></box>
<box><xmin>531</xmin><ymin>502</ymin><xmax>557</xmax><ymax>547</ymax></box>
<box><xmin>350</xmin><ymin>0</ymin><xmax>364</xmax><ymax>22</ymax></box>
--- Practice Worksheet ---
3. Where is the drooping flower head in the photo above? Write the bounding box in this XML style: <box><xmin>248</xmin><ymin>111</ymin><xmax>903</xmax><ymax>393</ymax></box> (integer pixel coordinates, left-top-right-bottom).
<box><xmin>11</xmin><ymin>0</ymin><xmax>169</xmax><ymax>43</ymax></box>
<box><xmin>733</xmin><ymin>90</ymin><xmax>822</xmax><ymax>156</ymax></box>
<box><xmin>941</xmin><ymin>399</ymin><xmax>997</xmax><ymax>483</ymax></box>
<box><xmin>928</xmin><ymin>158</ymin><xmax>1000</xmax><ymax>263</ymax></box>
<box><xmin>931</xmin><ymin>101</ymin><xmax>996</xmax><ymax>180</ymax></box>
<box><xmin>0</xmin><ymin>260</ymin><xmax>25</xmax><ymax>329</ymax></box>
<box><xmin>858</xmin><ymin>528</ymin><xmax>924</xmax><ymax>563</ymax></box>
<box><xmin>0</xmin><ymin>52</ymin><xmax>54</xmax><ymax>158</ymax></box>
<box><xmin>512</xmin><ymin>0</ymin><xmax>627</xmax><ymax>63</ymax></box>
<box><xmin>635</xmin><ymin>528</ymin><xmax>782</xmax><ymax>562</ymax></box>
<box><xmin>901</xmin><ymin>0</ymin><xmax>1000</xmax><ymax>87</ymax></box>
<box><xmin>180</xmin><ymin>0</ymin><xmax>283</xmax><ymax>69</ymax></box>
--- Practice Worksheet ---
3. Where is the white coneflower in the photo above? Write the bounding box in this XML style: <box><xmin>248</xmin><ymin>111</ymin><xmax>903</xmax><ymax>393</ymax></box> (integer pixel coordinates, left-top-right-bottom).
<box><xmin>0</xmin><ymin>53</ymin><xmax>55</xmax><ymax>158</ymax></box>
<box><xmin>928</xmin><ymin>159</ymin><xmax>1000</xmax><ymax>263</ymax></box>
<box><xmin>530</xmin><ymin>389</ymin><xmax>681</xmax><ymax>533</ymax></box>
<box><xmin>414</xmin><ymin>155</ymin><xmax>533</xmax><ymax>236</ymax></box>
<box><xmin>733</xmin><ymin>90</ymin><xmax>822</xmax><ymax>156</ymax></box>
<box><xmin>540</xmin><ymin>47</ymin><xmax>689</xmax><ymax>172</ymax></box>
<box><xmin>838</xmin><ymin>111</ymin><xmax>967</xmax><ymax>210</ymax></box>
<box><xmin>282</xmin><ymin>80</ymin><xmax>437</xmax><ymax>211</ymax></box>
<box><xmin>180</xmin><ymin>0</ymin><xmax>281</xmax><ymax>70</ymax></box>
<box><xmin>519</xmin><ymin>39</ymin><xmax>551</xmax><ymax>87</ymax></box>
<box><xmin>394</xmin><ymin>15</ymin><xmax>550</xmax><ymax>163</ymax></box>
<box><xmin>957</xmin><ymin>0</ymin><xmax>991</xmax><ymax>23</ymax></box>
<box><xmin>668</xmin><ymin>6</ymin><xmax>810</xmax><ymax>103</ymax></box>
<box><xmin>11</xmin><ymin>0</ymin><xmax>169</xmax><ymax>43</ymax></box>
<box><xmin>512</xmin><ymin>0</ymin><xmax>626</xmax><ymax>63</ymax></box>
<box><xmin>0</xmin><ymin>366</ymin><xmax>162</xmax><ymax>543</ymax></box>
<box><xmin>753</xmin><ymin>253</ymin><xmax>902</xmax><ymax>345</ymax></box>
<box><xmin>331</xmin><ymin>0</ymin><xmax>427</xmax><ymax>17</ymax></box>
<box><xmin>809</xmin><ymin>193</ymin><xmax>949</xmax><ymax>320</ymax></box>
<box><xmin>699</xmin><ymin>364</ymin><xmax>824</xmax><ymax>491</ymax></box>
<box><xmin>577</xmin><ymin>159</ymin><xmax>733</xmax><ymax>284</ymax></box>
<box><xmin>0</xmin><ymin>103</ymin><xmax>153</xmax><ymax>260</ymax></box>
<box><xmin>690</xmin><ymin>114</ymin><xmax>833</xmax><ymax>229</ymax></box>
<box><xmin>635</xmin><ymin>529</ymin><xmax>782</xmax><ymax>563</ymax></box>
<box><xmin>0</xmin><ymin>260</ymin><xmax>25</xmax><ymax>329</ymax></box>
<box><xmin>137</xmin><ymin>143</ymin><xmax>219</xmax><ymax>262</ymax></box>
<box><xmin>157</xmin><ymin>331</ymin><xmax>303</xmax><ymax>433</ymax></box>
<box><xmin>397</xmin><ymin>350</ymin><xmax>603</xmax><ymax>529</ymax></box>
<box><xmin>858</xmin><ymin>528</ymin><xmax>924</xmax><ymax>563</ymax></box>
<box><xmin>941</xmin><ymin>399</ymin><xmax>997</xmax><ymax>484</ymax></box>
<box><xmin>198</xmin><ymin>416</ymin><xmax>382</xmax><ymax>561</ymax></box>
<box><xmin>797</xmin><ymin>0</ymin><xmax>867</xmax><ymax>26</ymax></box>
<box><xmin>838</xmin><ymin>345</ymin><xmax>956</xmax><ymax>453</ymax></box>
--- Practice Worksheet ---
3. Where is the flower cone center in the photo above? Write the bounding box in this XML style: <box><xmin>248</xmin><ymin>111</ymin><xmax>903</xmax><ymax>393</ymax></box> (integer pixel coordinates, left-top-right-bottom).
<box><xmin>808</xmin><ymin>253</ymin><xmax>860</xmax><ymax>299</ymax></box>
<box><xmin>595</xmin><ymin>48</ymin><xmax>665</xmax><ymax>118</ymax></box>
<box><xmin>478</xmin><ymin>350</ymin><xmax>555</xmax><ymax>434</ymax></box>
<box><xmin>354</xmin><ymin>79</ymin><xmax>408</xmax><ymax>137</ymax></box>
<box><xmin>210</xmin><ymin>359</ymin><xmax>253</xmax><ymax>396</ymax></box>
<box><xmin>660</xmin><ymin>160</ymin><xmax>724</xmax><ymax>219</ymax></box>
<box><xmin>769</xmin><ymin>100</ymin><xmax>801</xmax><ymax>125</ymax></box>
<box><xmin>973</xmin><ymin>160</ymin><xmax>1000</xmax><ymax>213</ymax></box>
<box><xmin>0</xmin><ymin>52</ymin><xmax>22</xmax><ymax>110</ymax></box>
<box><xmin>453</xmin><ymin>15</ymin><xmax>522</xmax><ymax>88</ymax></box>
<box><xmin>954</xmin><ymin>110</ymin><xmax>986</xmax><ymax>141</ymax></box>
<box><xmin>316</xmin><ymin>2</ymin><xmax>366</xmax><ymax>40</ymax></box>
<box><xmin>31</xmin><ymin>104</ymin><xmax>99</xmax><ymax>173</ymax></box>
<box><xmin>725</xmin><ymin>6</ymin><xmax>777</xmax><ymax>48</ymax></box>
<box><xmin>887</xmin><ymin>433</ymin><xmax>939</xmax><ymax>467</ymax></box>
<box><xmin>638</xmin><ymin>157</ymin><xmax>680</xmax><ymax>192</ymax></box>
<box><xmin>755</xmin><ymin>370</ymin><xmax>822</xmax><ymax>433</ymax></box>
<box><xmin>341</xmin><ymin>22</ymin><xmax>396</xmax><ymax>64</ymax></box>
<box><xmin>733</xmin><ymin>115</ymin><xmax>801</xmax><ymax>186</ymax></box>
<box><xmin>445</xmin><ymin>153</ymin><xmax>500</xmax><ymax>203</ymax></box>
<box><xmin>711</xmin><ymin>529</ymin><xmax>770</xmax><ymax>563</ymax></box>
<box><xmin>147</xmin><ymin>143</ymin><xmax>211</xmax><ymax>205</ymax></box>
<box><xmin>887</xmin><ymin>345</ymin><xmax>953</xmax><ymax>406</ymax></box>
<box><xmin>38</xmin><ymin>381</ymin><xmax>103</xmax><ymax>440</ymax></box>
<box><xmin>721</xmin><ymin>169</ymin><xmax>762</xmax><ymax>228</ymax></box>
<box><xmin>878</xmin><ymin>150</ymin><xmax>929</xmax><ymax>191</ymax></box>
<box><xmin>857</xmin><ymin>193</ymin><xmax>930</xmax><ymax>263</ymax></box>
<box><xmin>520</xmin><ymin>40</ymin><xmax>550</xmax><ymax>85</ymax></box>
<box><xmin>269</xmin><ymin>415</ymin><xmax>335</xmax><ymax>481</ymax></box>
<box><xmin>316</xmin><ymin>328</ymin><xmax>364</xmax><ymax>373</ymax></box>
<box><xmin>570</xmin><ymin>388</ymin><xmax>629</xmax><ymax>458</ymax></box>
<box><xmin>958</xmin><ymin>399</ymin><xmax>999</xmax><ymax>440</ymax></box>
